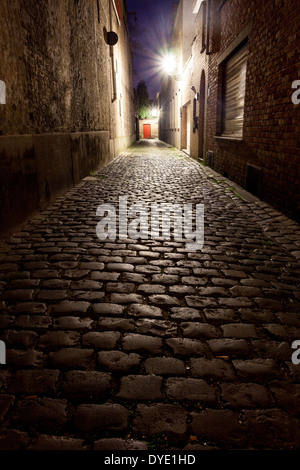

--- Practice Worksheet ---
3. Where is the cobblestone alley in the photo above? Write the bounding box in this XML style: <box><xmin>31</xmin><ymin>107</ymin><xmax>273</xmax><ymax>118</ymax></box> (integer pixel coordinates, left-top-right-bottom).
<box><xmin>1</xmin><ymin>139</ymin><xmax>300</xmax><ymax>451</ymax></box>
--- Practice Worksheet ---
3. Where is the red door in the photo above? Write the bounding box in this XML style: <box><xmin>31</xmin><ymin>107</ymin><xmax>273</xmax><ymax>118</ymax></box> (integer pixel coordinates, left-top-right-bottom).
<box><xmin>143</xmin><ymin>124</ymin><xmax>151</xmax><ymax>139</ymax></box>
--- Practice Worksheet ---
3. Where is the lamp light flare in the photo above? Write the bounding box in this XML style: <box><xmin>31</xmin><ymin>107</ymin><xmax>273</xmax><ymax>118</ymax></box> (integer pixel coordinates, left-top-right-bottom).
<box><xmin>163</xmin><ymin>53</ymin><xmax>176</xmax><ymax>75</ymax></box>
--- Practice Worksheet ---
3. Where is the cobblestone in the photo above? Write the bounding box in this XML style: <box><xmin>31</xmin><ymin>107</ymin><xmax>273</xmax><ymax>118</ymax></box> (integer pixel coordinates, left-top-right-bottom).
<box><xmin>110</xmin><ymin>293</ymin><xmax>144</xmax><ymax>304</ymax></box>
<box><xmin>53</xmin><ymin>316</ymin><xmax>93</xmax><ymax>330</ymax></box>
<box><xmin>165</xmin><ymin>378</ymin><xmax>216</xmax><ymax>403</ymax></box>
<box><xmin>117</xmin><ymin>375</ymin><xmax>163</xmax><ymax>400</ymax></box>
<box><xmin>38</xmin><ymin>331</ymin><xmax>81</xmax><ymax>349</ymax></box>
<box><xmin>208</xmin><ymin>338</ymin><xmax>250</xmax><ymax>357</ymax></box>
<box><xmin>190</xmin><ymin>409</ymin><xmax>246</xmax><ymax>447</ymax></box>
<box><xmin>122</xmin><ymin>333</ymin><xmax>163</xmax><ymax>354</ymax></box>
<box><xmin>11</xmin><ymin>398</ymin><xmax>68</xmax><ymax>433</ymax></box>
<box><xmin>190</xmin><ymin>358</ymin><xmax>235</xmax><ymax>380</ymax></box>
<box><xmin>62</xmin><ymin>371</ymin><xmax>111</xmax><ymax>399</ymax></box>
<box><xmin>232</xmin><ymin>358</ymin><xmax>282</xmax><ymax>382</ymax></box>
<box><xmin>126</xmin><ymin>303</ymin><xmax>163</xmax><ymax>318</ymax></box>
<box><xmin>133</xmin><ymin>404</ymin><xmax>188</xmax><ymax>439</ymax></box>
<box><xmin>94</xmin><ymin>438</ymin><xmax>148</xmax><ymax>450</ymax></box>
<box><xmin>135</xmin><ymin>319</ymin><xmax>177</xmax><ymax>336</ymax></box>
<box><xmin>97</xmin><ymin>351</ymin><xmax>141</xmax><ymax>373</ymax></box>
<box><xmin>48</xmin><ymin>348</ymin><xmax>94</xmax><ymax>370</ymax></box>
<box><xmin>221</xmin><ymin>383</ymin><xmax>273</xmax><ymax>408</ymax></box>
<box><xmin>52</xmin><ymin>301</ymin><xmax>90</xmax><ymax>316</ymax></box>
<box><xmin>181</xmin><ymin>322</ymin><xmax>220</xmax><ymax>339</ymax></box>
<box><xmin>82</xmin><ymin>331</ymin><xmax>121</xmax><ymax>349</ymax></box>
<box><xmin>8</xmin><ymin>370</ymin><xmax>60</xmax><ymax>395</ymax></box>
<box><xmin>166</xmin><ymin>338</ymin><xmax>205</xmax><ymax>356</ymax></box>
<box><xmin>29</xmin><ymin>435</ymin><xmax>88</xmax><ymax>450</ymax></box>
<box><xmin>144</xmin><ymin>357</ymin><xmax>187</xmax><ymax>376</ymax></box>
<box><xmin>74</xmin><ymin>404</ymin><xmax>129</xmax><ymax>433</ymax></box>
<box><xmin>0</xmin><ymin>140</ymin><xmax>300</xmax><ymax>449</ymax></box>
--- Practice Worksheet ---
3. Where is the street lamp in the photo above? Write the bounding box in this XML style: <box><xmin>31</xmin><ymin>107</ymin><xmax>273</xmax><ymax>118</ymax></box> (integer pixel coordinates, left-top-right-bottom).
<box><xmin>163</xmin><ymin>53</ymin><xmax>176</xmax><ymax>75</ymax></box>
<box><xmin>151</xmin><ymin>107</ymin><xmax>158</xmax><ymax>118</ymax></box>
<box><xmin>162</xmin><ymin>52</ymin><xmax>181</xmax><ymax>81</ymax></box>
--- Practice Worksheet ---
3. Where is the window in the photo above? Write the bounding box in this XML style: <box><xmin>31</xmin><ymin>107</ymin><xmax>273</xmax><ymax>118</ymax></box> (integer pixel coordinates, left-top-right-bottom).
<box><xmin>221</xmin><ymin>41</ymin><xmax>248</xmax><ymax>138</ymax></box>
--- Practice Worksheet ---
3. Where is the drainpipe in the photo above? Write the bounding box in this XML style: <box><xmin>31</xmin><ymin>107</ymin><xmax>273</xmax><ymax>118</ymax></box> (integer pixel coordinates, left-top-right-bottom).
<box><xmin>204</xmin><ymin>0</ymin><xmax>212</xmax><ymax>165</ymax></box>
<box><xmin>109</xmin><ymin>0</ymin><xmax>117</xmax><ymax>102</ymax></box>
<box><xmin>206</xmin><ymin>0</ymin><xmax>211</xmax><ymax>55</ymax></box>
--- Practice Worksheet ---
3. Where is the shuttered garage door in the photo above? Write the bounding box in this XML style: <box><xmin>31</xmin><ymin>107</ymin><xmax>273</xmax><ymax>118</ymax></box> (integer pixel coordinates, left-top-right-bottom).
<box><xmin>222</xmin><ymin>42</ymin><xmax>248</xmax><ymax>138</ymax></box>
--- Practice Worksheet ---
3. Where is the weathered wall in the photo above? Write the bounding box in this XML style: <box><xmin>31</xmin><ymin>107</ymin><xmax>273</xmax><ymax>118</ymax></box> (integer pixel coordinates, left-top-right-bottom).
<box><xmin>159</xmin><ymin>0</ymin><xmax>208</xmax><ymax>157</ymax></box>
<box><xmin>160</xmin><ymin>0</ymin><xmax>300</xmax><ymax>220</ymax></box>
<box><xmin>189</xmin><ymin>3</ymin><xmax>208</xmax><ymax>160</ymax></box>
<box><xmin>158</xmin><ymin>75</ymin><xmax>172</xmax><ymax>145</ymax></box>
<box><xmin>0</xmin><ymin>1</ymin><xmax>112</xmax><ymax>135</ymax></box>
<box><xmin>109</xmin><ymin>0</ymin><xmax>136</xmax><ymax>158</ymax></box>
<box><xmin>0</xmin><ymin>0</ymin><xmax>136</xmax><ymax>234</ymax></box>
<box><xmin>207</xmin><ymin>0</ymin><xmax>300</xmax><ymax>220</ymax></box>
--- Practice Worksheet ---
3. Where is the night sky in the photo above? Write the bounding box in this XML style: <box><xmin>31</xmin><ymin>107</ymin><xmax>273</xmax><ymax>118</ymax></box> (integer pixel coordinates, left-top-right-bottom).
<box><xmin>126</xmin><ymin>0</ymin><xmax>176</xmax><ymax>99</ymax></box>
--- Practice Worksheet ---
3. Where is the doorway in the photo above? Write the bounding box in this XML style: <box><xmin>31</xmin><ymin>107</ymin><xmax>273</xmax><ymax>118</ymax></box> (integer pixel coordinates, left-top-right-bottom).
<box><xmin>143</xmin><ymin>124</ymin><xmax>151</xmax><ymax>139</ymax></box>
<box><xmin>186</xmin><ymin>104</ymin><xmax>191</xmax><ymax>154</ymax></box>
<box><xmin>181</xmin><ymin>103</ymin><xmax>191</xmax><ymax>154</ymax></box>
<box><xmin>198</xmin><ymin>70</ymin><xmax>206</xmax><ymax>159</ymax></box>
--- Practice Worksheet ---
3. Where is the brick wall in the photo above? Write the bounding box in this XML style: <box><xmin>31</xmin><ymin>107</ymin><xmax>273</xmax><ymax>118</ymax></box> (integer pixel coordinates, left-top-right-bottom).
<box><xmin>189</xmin><ymin>5</ymin><xmax>209</xmax><ymax>159</ymax></box>
<box><xmin>207</xmin><ymin>0</ymin><xmax>300</xmax><ymax>220</ymax></box>
<box><xmin>159</xmin><ymin>0</ymin><xmax>300</xmax><ymax>220</ymax></box>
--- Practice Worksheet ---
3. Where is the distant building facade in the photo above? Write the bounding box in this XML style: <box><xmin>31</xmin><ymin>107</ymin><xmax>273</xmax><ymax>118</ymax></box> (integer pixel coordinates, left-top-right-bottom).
<box><xmin>139</xmin><ymin>119</ymin><xmax>159</xmax><ymax>139</ymax></box>
<box><xmin>0</xmin><ymin>0</ymin><xmax>136</xmax><ymax>234</ymax></box>
<box><xmin>159</xmin><ymin>0</ymin><xmax>300</xmax><ymax>220</ymax></box>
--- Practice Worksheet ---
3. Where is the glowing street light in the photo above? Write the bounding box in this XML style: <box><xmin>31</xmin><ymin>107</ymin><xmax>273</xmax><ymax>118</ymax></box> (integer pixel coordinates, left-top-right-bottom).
<box><xmin>163</xmin><ymin>52</ymin><xmax>176</xmax><ymax>76</ymax></box>
<box><xmin>161</xmin><ymin>52</ymin><xmax>181</xmax><ymax>81</ymax></box>
<box><xmin>151</xmin><ymin>107</ymin><xmax>158</xmax><ymax>118</ymax></box>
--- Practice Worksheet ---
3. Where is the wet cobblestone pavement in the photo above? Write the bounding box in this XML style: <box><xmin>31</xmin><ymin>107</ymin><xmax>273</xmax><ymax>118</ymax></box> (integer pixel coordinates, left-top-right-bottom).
<box><xmin>0</xmin><ymin>139</ymin><xmax>300</xmax><ymax>450</ymax></box>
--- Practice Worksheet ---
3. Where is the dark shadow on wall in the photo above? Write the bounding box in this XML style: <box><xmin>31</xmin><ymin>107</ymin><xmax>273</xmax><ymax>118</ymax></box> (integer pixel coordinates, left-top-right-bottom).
<box><xmin>0</xmin><ymin>131</ymin><xmax>111</xmax><ymax>236</ymax></box>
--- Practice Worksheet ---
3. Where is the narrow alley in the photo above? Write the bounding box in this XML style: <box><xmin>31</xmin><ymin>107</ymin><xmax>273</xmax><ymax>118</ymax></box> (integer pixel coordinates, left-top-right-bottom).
<box><xmin>0</xmin><ymin>139</ymin><xmax>300</xmax><ymax>450</ymax></box>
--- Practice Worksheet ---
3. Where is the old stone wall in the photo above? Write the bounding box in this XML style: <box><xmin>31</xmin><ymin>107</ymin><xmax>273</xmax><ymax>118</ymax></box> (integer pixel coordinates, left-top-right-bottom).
<box><xmin>0</xmin><ymin>0</ymin><xmax>136</xmax><ymax>234</ymax></box>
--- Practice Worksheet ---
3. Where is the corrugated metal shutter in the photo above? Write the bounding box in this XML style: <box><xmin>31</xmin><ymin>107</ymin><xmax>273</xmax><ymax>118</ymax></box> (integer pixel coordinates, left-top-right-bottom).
<box><xmin>222</xmin><ymin>42</ymin><xmax>248</xmax><ymax>137</ymax></box>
